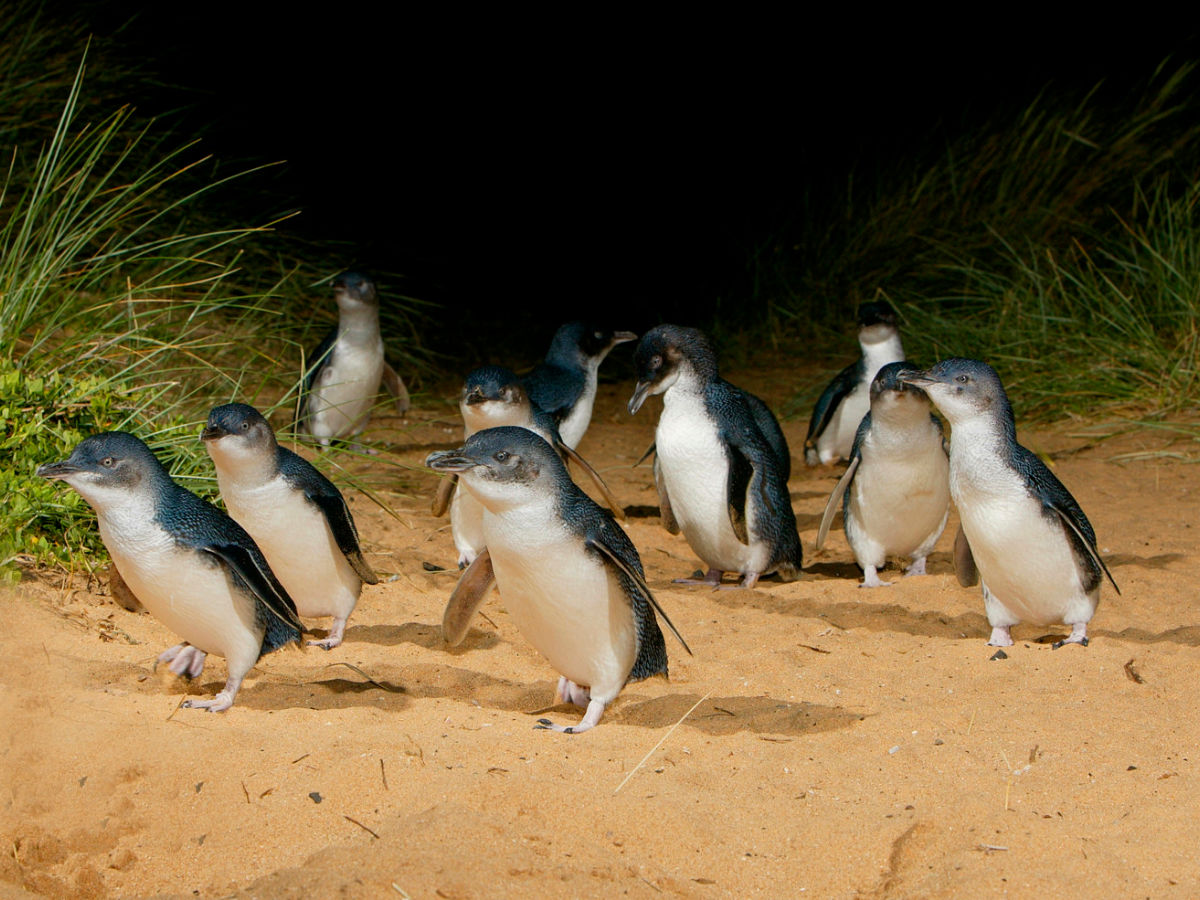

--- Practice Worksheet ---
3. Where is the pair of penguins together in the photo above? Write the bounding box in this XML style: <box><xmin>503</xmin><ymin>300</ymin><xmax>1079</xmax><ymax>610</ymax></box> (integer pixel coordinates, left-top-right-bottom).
<box><xmin>38</xmin><ymin>292</ymin><xmax>1118</xmax><ymax>732</ymax></box>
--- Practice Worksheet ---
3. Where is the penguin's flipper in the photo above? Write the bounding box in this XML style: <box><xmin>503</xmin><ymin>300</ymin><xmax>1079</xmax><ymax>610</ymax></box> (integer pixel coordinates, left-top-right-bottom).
<box><xmin>953</xmin><ymin>525</ymin><xmax>979</xmax><ymax>588</ymax></box>
<box><xmin>725</xmin><ymin>441</ymin><xmax>755</xmax><ymax>545</ymax></box>
<box><xmin>804</xmin><ymin>362</ymin><xmax>857</xmax><ymax>463</ymax></box>
<box><xmin>432</xmin><ymin>474</ymin><xmax>457</xmax><ymax>517</ymax></box>
<box><xmin>586</xmin><ymin>535</ymin><xmax>692</xmax><ymax>656</ymax></box>
<box><xmin>1052</xmin><ymin>507</ymin><xmax>1121</xmax><ymax>595</ymax></box>
<box><xmin>744</xmin><ymin>391</ymin><xmax>791</xmax><ymax>480</ymax></box>
<box><xmin>443</xmin><ymin>549</ymin><xmax>495</xmax><ymax>645</ymax></box>
<box><xmin>306</xmin><ymin>490</ymin><xmax>380</xmax><ymax>584</ymax></box>
<box><xmin>382</xmin><ymin>362</ymin><xmax>411</xmax><ymax>415</ymax></box>
<box><xmin>299</xmin><ymin>327</ymin><xmax>338</xmax><ymax>426</ymax></box>
<box><xmin>202</xmin><ymin>541</ymin><xmax>304</xmax><ymax>635</ymax></box>
<box><xmin>652</xmin><ymin>455</ymin><xmax>679</xmax><ymax>535</ymax></box>
<box><xmin>278</xmin><ymin>450</ymin><xmax>379</xmax><ymax>584</ymax></box>
<box><xmin>557</xmin><ymin>440</ymin><xmax>625</xmax><ymax>520</ymax></box>
<box><xmin>816</xmin><ymin>455</ymin><xmax>860</xmax><ymax>550</ymax></box>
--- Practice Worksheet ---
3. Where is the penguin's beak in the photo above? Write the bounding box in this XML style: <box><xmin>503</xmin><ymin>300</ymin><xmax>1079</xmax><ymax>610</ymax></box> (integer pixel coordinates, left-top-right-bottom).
<box><xmin>628</xmin><ymin>380</ymin><xmax>653</xmax><ymax>416</ymax></box>
<box><xmin>200</xmin><ymin>425</ymin><xmax>227</xmax><ymax>442</ymax></box>
<box><xmin>36</xmin><ymin>460</ymin><xmax>81</xmax><ymax>480</ymax></box>
<box><xmin>898</xmin><ymin>371</ymin><xmax>938</xmax><ymax>390</ymax></box>
<box><xmin>463</xmin><ymin>387</ymin><xmax>486</xmax><ymax>406</ymax></box>
<box><xmin>426</xmin><ymin>449</ymin><xmax>480</xmax><ymax>473</ymax></box>
<box><xmin>612</xmin><ymin>331</ymin><xmax>638</xmax><ymax>346</ymax></box>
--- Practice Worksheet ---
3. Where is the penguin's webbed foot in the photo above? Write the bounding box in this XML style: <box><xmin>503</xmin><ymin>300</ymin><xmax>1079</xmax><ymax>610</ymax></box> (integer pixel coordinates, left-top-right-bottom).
<box><xmin>182</xmin><ymin>690</ymin><xmax>235</xmax><ymax>713</ymax></box>
<box><xmin>1053</xmin><ymin>624</ymin><xmax>1089</xmax><ymax>649</ymax></box>
<box><xmin>859</xmin><ymin>566</ymin><xmax>892</xmax><ymax>589</ymax></box>
<box><xmin>535</xmin><ymin>697</ymin><xmax>606</xmax><ymax>734</ymax></box>
<box><xmin>987</xmin><ymin>625</ymin><xmax>1014</xmax><ymax>647</ymax></box>
<box><xmin>157</xmin><ymin>643</ymin><xmax>207</xmax><ymax>679</ymax></box>
<box><xmin>307</xmin><ymin>618</ymin><xmax>347</xmax><ymax>651</ymax></box>
<box><xmin>904</xmin><ymin>557</ymin><xmax>928</xmax><ymax>577</ymax></box>
<box><xmin>673</xmin><ymin>568</ymin><xmax>723</xmax><ymax>587</ymax></box>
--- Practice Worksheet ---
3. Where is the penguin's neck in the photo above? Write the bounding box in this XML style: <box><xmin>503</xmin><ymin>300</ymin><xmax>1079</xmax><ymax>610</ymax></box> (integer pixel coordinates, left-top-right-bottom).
<box><xmin>211</xmin><ymin>450</ymin><xmax>279</xmax><ymax>492</ymax></box>
<box><xmin>337</xmin><ymin>304</ymin><xmax>381</xmax><ymax>344</ymax></box>
<box><xmin>461</xmin><ymin>401</ymin><xmax>531</xmax><ymax>437</ymax></box>
<box><xmin>861</xmin><ymin>331</ymin><xmax>904</xmax><ymax>374</ymax></box>
<box><xmin>948</xmin><ymin>416</ymin><xmax>1015</xmax><ymax>495</ymax></box>
<box><xmin>660</xmin><ymin>365</ymin><xmax>706</xmax><ymax>409</ymax></box>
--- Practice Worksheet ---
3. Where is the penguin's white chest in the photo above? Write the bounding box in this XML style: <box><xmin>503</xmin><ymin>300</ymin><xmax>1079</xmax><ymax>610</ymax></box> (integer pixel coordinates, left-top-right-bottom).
<box><xmin>655</xmin><ymin>390</ymin><xmax>767</xmax><ymax>574</ymax></box>
<box><xmin>219</xmin><ymin>475</ymin><xmax>361</xmax><ymax>620</ymax></box>
<box><xmin>310</xmin><ymin>337</ymin><xmax>385</xmax><ymax>440</ymax></box>
<box><xmin>450</xmin><ymin>482</ymin><xmax>486</xmax><ymax>567</ymax></box>
<box><xmin>821</xmin><ymin>385</ymin><xmax>871</xmax><ymax>463</ymax></box>
<box><xmin>951</xmin><ymin>447</ymin><xmax>1095</xmax><ymax>626</ymax></box>
<box><xmin>97</xmin><ymin>507</ymin><xmax>262</xmax><ymax>665</ymax></box>
<box><xmin>847</xmin><ymin>423</ymin><xmax>949</xmax><ymax>560</ymax></box>
<box><xmin>481</xmin><ymin>501</ymin><xmax>636</xmax><ymax>700</ymax></box>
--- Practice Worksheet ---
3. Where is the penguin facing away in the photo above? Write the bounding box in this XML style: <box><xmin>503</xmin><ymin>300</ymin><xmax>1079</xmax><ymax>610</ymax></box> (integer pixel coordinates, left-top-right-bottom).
<box><xmin>628</xmin><ymin>324</ymin><xmax>803</xmax><ymax>588</ymax></box>
<box><xmin>805</xmin><ymin>301</ymin><xmax>905</xmax><ymax>466</ymax></box>
<box><xmin>300</xmin><ymin>271</ymin><xmax>410</xmax><ymax>447</ymax></box>
<box><xmin>521</xmin><ymin>322</ymin><xmax>637</xmax><ymax>448</ymax></box>
<box><xmin>433</xmin><ymin>365</ymin><xmax>624</xmax><ymax>568</ymax></box>
<box><xmin>900</xmin><ymin>358</ymin><xmax>1119</xmax><ymax>647</ymax></box>
<box><xmin>427</xmin><ymin>426</ymin><xmax>690</xmax><ymax>734</ymax></box>
<box><xmin>37</xmin><ymin>432</ymin><xmax>303</xmax><ymax>711</ymax></box>
<box><xmin>815</xmin><ymin>362</ymin><xmax>950</xmax><ymax>587</ymax></box>
<box><xmin>202</xmin><ymin>403</ymin><xmax>379</xmax><ymax>650</ymax></box>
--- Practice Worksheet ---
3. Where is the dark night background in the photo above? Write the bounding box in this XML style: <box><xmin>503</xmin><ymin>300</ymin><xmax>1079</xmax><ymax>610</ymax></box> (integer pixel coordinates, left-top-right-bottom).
<box><xmin>68</xmin><ymin>5</ymin><xmax>1197</xmax><ymax>357</ymax></box>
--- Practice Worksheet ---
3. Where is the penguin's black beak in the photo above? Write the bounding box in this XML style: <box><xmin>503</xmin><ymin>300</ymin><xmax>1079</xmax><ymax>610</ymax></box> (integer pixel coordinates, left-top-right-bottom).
<box><xmin>36</xmin><ymin>460</ymin><xmax>81</xmax><ymax>480</ymax></box>
<box><xmin>200</xmin><ymin>425</ymin><xmax>228</xmax><ymax>442</ymax></box>
<box><xmin>613</xmin><ymin>330</ymin><xmax>638</xmax><ymax>346</ymax></box>
<box><xmin>426</xmin><ymin>449</ymin><xmax>480</xmax><ymax>473</ymax></box>
<box><xmin>628</xmin><ymin>380</ymin><xmax>653</xmax><ymax>416</ymax></box>
<box><xmin>463</xmin><ymin>387</ymin><xmax>487</xmax><ymax>406</ymax></box>
<box><xmin>898</xmin><ymin>371</ymin><xmax>938</xmax><ymax>390</ymax></box>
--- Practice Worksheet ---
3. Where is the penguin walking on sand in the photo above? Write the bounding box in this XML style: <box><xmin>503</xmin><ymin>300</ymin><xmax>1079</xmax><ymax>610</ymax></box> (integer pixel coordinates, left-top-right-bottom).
<box><xmin>202</xmin><ymin>403</ymin><xmax>379</xmax><ymax>650</ymax></box>
<box><xmin>815</xmin><ymin>362</ymin><xmax>949</xmax><ymax>587</ymax></box>
<box><xmin>628</xmin><ymin>324</ymin><xmax>803</xmax><ymax>588</ymax></box>
<box><xmin>900</xmin><ymin>358</ymin><xmax>1119</xmax><ymax>647</ymax></box>
<box><xmin>300</xmin><ymin>271</ymin><xmax>410</xmax><ymax>447</ymax></box>
<box><xmin>427</xmin><ymin>427</ymin><xmax>690</xmax><ymax>734</ymax></box>
<box><xmin>805</xmin><ymin>301</ymin><xmax>905</xmax><ymax>465</ymax></box>
<box><xmin>432</xmin><ymin>366</ymin><xmax>624</xmax><ymax>568</ymax></box>
<box><xmin>522</xmin><ymin>322</ymin><xmax>637</xmax><ymax>448</ymax></box>
<box><xmin>37</xmin><ymin>432</ymin><xmax>303</xmax><ymax>711</ymax></box>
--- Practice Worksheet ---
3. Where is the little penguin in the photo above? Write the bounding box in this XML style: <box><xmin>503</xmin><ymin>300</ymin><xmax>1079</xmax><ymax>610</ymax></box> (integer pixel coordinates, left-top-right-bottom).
<box><xmin>900</xmin><ymin>358</ymin><xmax>1119</xmax><ymax>647</ymax></box>
<box><xmin>37</xmin><ymin>432</ymin><xmax>303</xmax><ymax>711</ymax></box>
<box><xmin>805</xmin><ymin>301</ymin><xmax>905</xmax><ymax>465</ymax></box>
<box><xmin>300</xmin><ymin>270</ymin><xmax>410</xmax><ymax>447</ymax></box>
<box><xmin>815</xmin><ymin>361</ymin><xmax>950</xmax><ymax>588</ymax></box>
<box><xmin>522</xmin><ymin>322</ymin><xmax>637</xmax><ymax>448</ymax></box>
<box><xmin>433</xmin><ymin>365</ymin><xmax>624</xmax><ymax>568</ymax></box>
<box><xmin>427</xmin><ymin>426</ymin><xmax>690</xmax><ymax>733</ymax></box>
<box><xmin>628</xmin><ymin>324</ymin><xmax>803</xmax><ymax>588</ymax></box>
<box><xmin>202</xmin><ymin>403</ymin><xmax>380</xmax><ymax>649</ymax></box>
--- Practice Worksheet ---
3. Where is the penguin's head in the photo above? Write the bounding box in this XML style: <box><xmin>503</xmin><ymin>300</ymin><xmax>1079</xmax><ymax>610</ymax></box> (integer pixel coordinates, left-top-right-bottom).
<box><xmin>461</xmin><ymin>366</ymin><xmax>533</xmax><ymax>433</ymax></box>
<box><xmin>37</xmin><ymin>432</ymin><xmax>167</xmax><ymax>510</ymax></box>
<box><xmin>628</xmin><ymin>324</ymin><xmax>717</xmax><ymax>414</ymax></box>
<box><xmin>331</xmin><ymin>270</ymin><xmax>378</xmax><ymax>310</ymax></box>
<box><xmin>426</xmin><ymin>426</ymin><xmax>562</xmax><ymax>511</ymax></box>
<box><xmin>548</xmin><ymin>322</ymin><xmax>638</xmax><ymax>366</ymax></box>
<box><xmin>857</xmin><ymin>301</ymin><xmax>900</xmax><ymax>345</ymax></box>
<box><xmin>899</xmin><ymin>358</ymin><xmax>1012</xmax><ymax>426</ymax></box>
<box><xmin>201</xmin><ymin>404</ymin><xmax>277</xmax><ymax>469</ymax></box>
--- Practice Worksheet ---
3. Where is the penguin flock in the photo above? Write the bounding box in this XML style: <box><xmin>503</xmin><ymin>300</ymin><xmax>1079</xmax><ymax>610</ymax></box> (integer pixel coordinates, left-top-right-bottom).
<box><xmin>37</xmin><ymin>277</ymin><xmax>1119</xmax><ymax>730</ymax></box>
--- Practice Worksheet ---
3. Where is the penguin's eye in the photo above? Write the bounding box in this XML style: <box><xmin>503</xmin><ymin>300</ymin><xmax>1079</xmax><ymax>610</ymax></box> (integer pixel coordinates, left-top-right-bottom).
<box><xmin>240</xmin><ymin>421</ymin><xmax>250</xmax><ymax>431</ymax></box>
<box><xmin>594</xmin><ymin>331</ymin><xmax>605</xmax><ymax>341</ymax></box>
<box><xmin>955</xmin><ymin>374</ymin><xmax>970</xmax><ymax>384</ymax></box>
<box><xmin>650</xmin><ymin>354</ymin><xmax>662</xmax><ymax>369</ymax></box>
<box><xmin>100</xmin><ymin>456</ymin><xmax>115</xmax><ymax>468</ymax></box>
<box><xmin>494</xmin><ymin>451</ymin><xmax>510</xmax><ymax>462</ymax></box>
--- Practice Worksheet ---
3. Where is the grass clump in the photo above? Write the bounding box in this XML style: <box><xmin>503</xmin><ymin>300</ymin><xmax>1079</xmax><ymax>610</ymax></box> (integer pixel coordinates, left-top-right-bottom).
<box><xmin>769</xmin><ymin>62</ymin><xmax>1200</xmax><ymax>420</ymax></box>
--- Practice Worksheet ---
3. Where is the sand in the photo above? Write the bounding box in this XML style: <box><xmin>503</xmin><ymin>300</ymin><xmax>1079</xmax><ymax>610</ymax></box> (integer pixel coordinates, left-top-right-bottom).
<box><xmin>3</xmin><ymin>371</ymin><xmax>1197</xmax><ymax>899</ymax></box>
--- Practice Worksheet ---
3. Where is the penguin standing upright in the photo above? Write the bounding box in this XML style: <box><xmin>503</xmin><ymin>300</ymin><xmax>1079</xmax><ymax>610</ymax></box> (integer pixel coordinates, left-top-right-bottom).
<box><xmin>202</xmin><ymin>403</ymin><xmax>379</xmax><ymax>650</ymax></box>
<box><xmin>628</xmin><ymin>325</ymin><xmax>802</xmax><ymax>588</ymax></box>
<box><xmin>522</xmin><ymin>322</ymin><xmax>636</xmax><ymax>448</ymax></box>
<box><xmin>37</xmin><ymin>432</ymin><xmax>303</xmax><ymax>711</ymax></box>
<box><xmin>427</xmin><ymin>427</ymin><xmax>690</xmax><ymax>734</ymax></box>
<box><xmin>900</xmin><ymin>359</ymin><xmax>1119</xmax><ymax>647</ymax></box>
<box><xmin>816</xmin><ymin>362</ymin><xmax>949</xmax><ymax>587</ymax></box>
<box><xmin>300</xmin><ymin>271</ymin><xmax>410</xmax><ymax>447</ymax></box>
<box><xmin>805</xmin><ymin>301</ymin><xmax>905</xmax><ymax>465</ymax></box>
